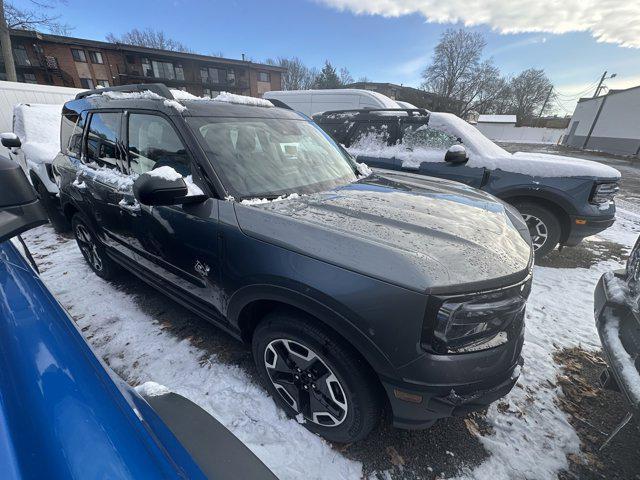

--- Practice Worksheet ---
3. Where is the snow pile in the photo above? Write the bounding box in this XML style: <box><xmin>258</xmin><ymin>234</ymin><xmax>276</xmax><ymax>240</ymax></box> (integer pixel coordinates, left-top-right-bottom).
<box><xmin>135</xmin><ymin>381</ymin><xmax>171</xmax><ymax>397</ymax></box>
<box><xmin>146</xmin><ymin>165</ymin><xmax>183</xmax><ymax>181</ymax></box>
<box><xmin>92</xmin><ymin>90</ymin><xmax>187</xmax><ymax>113</ymax></box>
<box><xmin>23</xmin><ymin>226</ymin><xmax>362</xmax><ymax>480</ymax></box>
<box><xmin>356</xmin><ymin>162</ymin><xmax>372</xmax><ymax>177</ymax></box>
<box><xmin>601</xmin><ymin>314</ymin><xmax>640</xmax><ymax>404</ymax></box>
<box><xmin>214</xmin><ymin>92</ymin><xmax>273</xmax><ymax>108</ymax></box>
<box><xmin>77</xmin><ymin>161</ymin><xmax>135</xmax><ymax>191</ymax></box>
<box><xmin>603</xmin><ymin>271</ymin><xmax>630</xmax><ymax>305</ymax></box>
<box><xmin>12</xmin><ymin>103</ymin><xmax>62</xmax><ymax>164</ymax></box>
<box><xmin>240</xmin><ymin>193</ymin><xmax>300</xmax><ymax>205</ymax></box>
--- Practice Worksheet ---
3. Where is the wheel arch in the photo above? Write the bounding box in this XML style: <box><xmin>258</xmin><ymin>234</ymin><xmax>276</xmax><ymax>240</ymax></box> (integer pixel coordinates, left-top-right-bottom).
<box><xmin>228</xmin><ymin>284</ymin><xmax>397</xmax><ymax>380</ymax></box>
<box><xmin>500</xmin><ymin>189</ymin><xmax>573</xmax><ymax>244</ymax></box>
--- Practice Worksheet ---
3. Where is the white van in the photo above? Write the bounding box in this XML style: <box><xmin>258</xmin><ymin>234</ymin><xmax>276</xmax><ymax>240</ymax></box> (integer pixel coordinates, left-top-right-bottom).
<box><xmin>263</xmin><ymin>89</ymin><xmax>401</xmax><ymax>116</ymax></box>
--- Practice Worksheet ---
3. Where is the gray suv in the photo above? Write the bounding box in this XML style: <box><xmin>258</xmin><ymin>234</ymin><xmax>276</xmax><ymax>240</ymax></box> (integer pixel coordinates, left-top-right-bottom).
<box><xmin>54</xmin><ymin>84</ymin><xmax>533</xmax><ymax>442</ymax></box>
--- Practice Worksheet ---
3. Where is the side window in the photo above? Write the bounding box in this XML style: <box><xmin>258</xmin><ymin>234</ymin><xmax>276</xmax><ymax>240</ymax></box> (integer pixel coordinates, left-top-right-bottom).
<box><xmin>349</xmin><ymin>121</ymin><xmax>396</xmax><ymax>148</ymax></box>
<box><xmin>127</xmin><ymin>114</ymin><xmax>191</xmax><ymax>176</ymax></box>
<box><xmin>85</xmin><ymin>112</ymin><xmax>122</xmax><ymax>167</ymax></box>
<box><xmin>401</xmin><ymin>123</ymin><xmax>458</xmax><ymax>151</ymax></box>
<box><xmin>60</xmin><ymin>108</ymin><xmax>87</xmax><ymax>156</ymax></box>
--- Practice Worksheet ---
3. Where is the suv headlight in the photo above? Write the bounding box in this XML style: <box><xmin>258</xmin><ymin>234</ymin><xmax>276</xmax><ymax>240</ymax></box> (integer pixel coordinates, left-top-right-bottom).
<box><xmin>590</xmin><ymin>182</ymin><xmax>619</xmax><ymax>204</ymax></box>
<box><xmin>423</xmin><ymin>279</ymin><xmax>531</xmax><ymax>354</ymax></box>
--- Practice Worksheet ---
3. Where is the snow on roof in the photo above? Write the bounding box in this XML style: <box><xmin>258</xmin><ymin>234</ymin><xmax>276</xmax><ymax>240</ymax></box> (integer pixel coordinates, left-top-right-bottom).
<box><xmin>478</xmin><ymin>114</ymin><xmax>517</xmax><ymax>123</ymax></box>
<box><xmin>213</xmin><ymin>92</ymin><xmax>273</xmax><ymax>108</ymax></box>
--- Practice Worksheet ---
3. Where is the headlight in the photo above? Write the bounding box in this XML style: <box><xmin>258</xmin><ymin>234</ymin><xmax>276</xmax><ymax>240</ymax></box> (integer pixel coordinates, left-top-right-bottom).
<box><xmin>590</xmin><ymin>182</ymin><xmax>619</xmax><ymax>204</ymax></box>
<box><xmin>424</xmin><ymin>279</ymin><xmax>530</xmax><ymax>354</ymax></box>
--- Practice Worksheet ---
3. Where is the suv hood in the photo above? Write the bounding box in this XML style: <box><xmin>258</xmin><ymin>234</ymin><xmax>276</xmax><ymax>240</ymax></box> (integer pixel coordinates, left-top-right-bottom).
<box><xmin>510</xmin><ymin>152</ymin><xmax>621</xmax><ymax>180</ymax></box>
<box><xmin>234</xmin><ymin>173</ymin><xmax>532</xmax><ymax>293</ymax></box>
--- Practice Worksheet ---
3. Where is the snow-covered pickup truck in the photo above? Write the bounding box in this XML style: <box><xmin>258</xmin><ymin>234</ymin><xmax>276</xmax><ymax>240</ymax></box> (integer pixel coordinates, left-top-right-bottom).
<box><xmin>1</xmin><ymin>103</ymin><xmax>70</xmax><ymax>232</ymax></box>
<box><xmin>314</xmin><ymin>109</ymin><xmax>621</xmax><ymax>258</ymax></box>
<box><xmin>594</xmin><ymin>238</ymin><xmax>640</xmax><ymax>446</ymax></box>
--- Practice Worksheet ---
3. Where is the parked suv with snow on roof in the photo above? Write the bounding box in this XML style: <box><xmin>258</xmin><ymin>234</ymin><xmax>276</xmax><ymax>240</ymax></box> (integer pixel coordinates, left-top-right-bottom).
<box><xmin>594</xmin><ymin>237</ymin><xmax>640</xmax><ymax>443</ymax></box>
<box><xmin>54</xmin><ymin>84</ymin><xmax>533</xmax><ymax>443</ymax></box>
<box><xmin>313</xmin><ymin>109</ymin><xmax>621</xmax><ymax>258</ymax></box>
<box><xmin>1</xmin><ymin>103</ymin><xmax>70</xmax><ymax>232</ymax></box>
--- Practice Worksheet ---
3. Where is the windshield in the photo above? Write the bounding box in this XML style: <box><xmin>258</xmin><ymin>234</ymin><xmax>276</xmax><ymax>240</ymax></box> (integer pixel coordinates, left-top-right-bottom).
<box><xmin>187</xmin><ymin>117</ymin><xmax>358</xmax><ymax>199</ymax></box>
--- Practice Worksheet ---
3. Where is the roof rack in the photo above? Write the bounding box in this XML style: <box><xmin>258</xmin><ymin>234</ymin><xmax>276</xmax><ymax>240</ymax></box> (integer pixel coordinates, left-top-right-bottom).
<box><xmin>316</xmin><ymin>108</ymin><xmax>430</xmax><ymax>118</ymax></box>
<box><xmin>75</xmin><ymin>83</ymin><xmax>174</xmax><ymax>100</ymax></box>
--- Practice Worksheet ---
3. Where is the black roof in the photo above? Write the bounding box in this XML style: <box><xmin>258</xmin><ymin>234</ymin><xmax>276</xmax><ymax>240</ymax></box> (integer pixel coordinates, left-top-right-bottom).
<box><xmin>313</xmin><ymin>108</ymin><xmax>430</xmax><ymax>122</ymax></box>
<box><xmin>66</xmin><ymin>84</ymin><xmax>302</xmax><ymax>120</ymax></box>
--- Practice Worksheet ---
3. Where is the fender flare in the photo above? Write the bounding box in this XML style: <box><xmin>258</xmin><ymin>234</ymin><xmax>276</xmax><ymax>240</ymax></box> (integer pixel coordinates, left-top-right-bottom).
<box><xmin>497</xmin><ymin>186</ymin><xmax>577</xmax><ymax>216</ymax></box>
<box><xmin>227</xmin><ymin>283</ymin><xmax>397</xmax><ymax>378</ymax></box>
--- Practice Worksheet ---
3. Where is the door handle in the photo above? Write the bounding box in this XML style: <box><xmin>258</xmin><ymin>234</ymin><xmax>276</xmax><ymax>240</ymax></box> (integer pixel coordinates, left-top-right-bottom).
<box><xmin>118</xmin><ymin>198</ymin><xmax>141</xmax><ymax>215</ymax></box>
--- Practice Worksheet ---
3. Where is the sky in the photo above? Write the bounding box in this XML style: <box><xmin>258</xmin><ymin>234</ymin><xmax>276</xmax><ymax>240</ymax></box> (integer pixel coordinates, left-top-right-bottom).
<box><xmin>15</xmin><ymin>0</ymin><xmax>640</xmax><ymax>115</ymax></box>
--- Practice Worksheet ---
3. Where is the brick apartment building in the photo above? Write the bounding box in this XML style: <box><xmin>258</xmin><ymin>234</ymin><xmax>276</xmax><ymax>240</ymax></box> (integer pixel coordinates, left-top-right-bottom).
<box><xmin>1</xmin><ymin>29</ymin><xmax>284</xmax><ymax>98</ymax></box>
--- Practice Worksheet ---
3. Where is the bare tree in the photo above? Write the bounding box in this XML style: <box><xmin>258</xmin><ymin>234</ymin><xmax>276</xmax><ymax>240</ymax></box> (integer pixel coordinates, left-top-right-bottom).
<box><xmin>266</xmin><ymin>56</ymin><xmax>317</xmax><ymax>90</ymax></box>
<box><xmin>339</xmin><ymin>67</ymin><xmax>353</xmax><ymax>86</ymax></box>
<box><xmin>422</xmin><ymin>28</ymin><xmax>487</xmax><ymax>114</ymax></box>
<box><xmin>4</xmin><ymin>0</ymin><xmax>71</xmax><ymax>33</ymax></box>
<box><xmin>106</xmin><ymin>28</ymin><xmax>193</xmax><ymax>53</ymax></box>
<box><xmin>0</xmin><ymin>0</ymin><xmax>71</xmax><ymax>82</ymax></box>
<box><xmin>508</xmin><ymin>69</ymin><xmax>554</xmax><ymax>122</ymax></box>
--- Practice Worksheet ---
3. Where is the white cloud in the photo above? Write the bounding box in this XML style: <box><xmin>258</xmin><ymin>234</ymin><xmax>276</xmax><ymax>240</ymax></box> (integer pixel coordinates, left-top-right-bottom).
<box><xmin>316</xmin><ymin>0</ymin><xmax>640</xmax><ymax>48</ymax></box>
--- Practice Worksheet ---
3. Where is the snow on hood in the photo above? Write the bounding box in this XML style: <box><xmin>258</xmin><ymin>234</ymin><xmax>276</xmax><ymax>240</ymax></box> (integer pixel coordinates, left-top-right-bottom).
<box><xmin>13</xmin><ymin>104</ymin><xmax>62</xmax><ymax>164</ymax></box>
<box><xmin>351</xmin><ymin>111</ymin><xmax>621</xmax><ymax>180</ymax></box>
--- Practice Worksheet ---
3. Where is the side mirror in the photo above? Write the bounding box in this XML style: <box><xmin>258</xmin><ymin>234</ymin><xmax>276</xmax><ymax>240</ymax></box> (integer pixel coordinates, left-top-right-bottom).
<box><xmin>133</xmin><ymin>171</ymin><xmax>189</xmax><ymax>206</ymax></box>
<box><xmin>444</xmin><ymin>144</ymin><xmax>468</xmax><ymax>164</ymax></box>
<box><xmin>1</xmin><ymin>133</ymin><xmax>21</xmax><ymax>149</ymax></box>
<box><xmin>0</xmin><ymin>157</ymin><xmax>47</xmax><ymax>242</ymax></box>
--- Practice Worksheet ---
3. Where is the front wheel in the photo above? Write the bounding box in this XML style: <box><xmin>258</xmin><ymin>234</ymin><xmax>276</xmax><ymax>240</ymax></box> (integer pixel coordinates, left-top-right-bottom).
<box><xmin>71</xmin><ymin>213</ymin><xmax>120</xmax><ymax>280</ymax></box>
<box><xmin>252</xmin><ymin>310</ymin><xmax>382</xmax><ymax>443</ymax></box>
<box><xmin>513</xmin><ymin>202</ymin><xmax>561</xmax><ymax>259</ymax></box>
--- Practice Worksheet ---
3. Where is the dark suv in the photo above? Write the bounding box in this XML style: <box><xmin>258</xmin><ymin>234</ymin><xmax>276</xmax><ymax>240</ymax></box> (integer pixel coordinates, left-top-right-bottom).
<box><xmin>314</xmin><ymin>109</ymin><xmax>621</xmax><ymax>258</ymax></box>
<box><xmin>54</xmin><ymin>84</ymin><xmax>532</xmax><ymax>443</ymax></box>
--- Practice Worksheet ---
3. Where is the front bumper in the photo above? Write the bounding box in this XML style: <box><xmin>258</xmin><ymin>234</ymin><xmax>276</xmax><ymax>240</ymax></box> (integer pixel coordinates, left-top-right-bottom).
<box><xmin>381</xmin><ymin>328</ymin><xmax>525</xmax><ymax>429</ymax></box>
<box><xmin>594</xmin><ymin>271</ymin><xmax>640</xmax><ymax>416</ymax></box>
<box><xmin>563</xmin><ymin>214</ymin><xmax>615</xmax><ymax>246</ymax></box>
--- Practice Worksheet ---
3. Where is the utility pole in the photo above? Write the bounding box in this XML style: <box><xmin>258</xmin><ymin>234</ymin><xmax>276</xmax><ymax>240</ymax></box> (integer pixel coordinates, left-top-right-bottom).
<box><xmin>0</xmin><ymin>0</ymin><xmax>16</xmax><ymax>82</ymax></box>
<box><xmin>536</xmin><ymin>86</ymin><xmax>553</xmax><ymax>127</ymax></box>
<box><xmin>593</xmin><ymin>71</ymin><xmax>608</xmax><ymax>98</ymax></box>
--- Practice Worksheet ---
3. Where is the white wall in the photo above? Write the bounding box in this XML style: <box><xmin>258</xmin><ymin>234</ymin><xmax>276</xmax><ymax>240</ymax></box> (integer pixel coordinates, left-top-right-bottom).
<box><xmin>476</xmin><ymin>123</ymin><xmax>566</xmax><ymax>144</ymax></box>
<box><xmin>0</xmin><ymin>81</ymin><xmax>82</xmax><ymax>159</ymax></box>
<box><xmin>591</xmin><ymin>87</ymin><xmax>640</xmax><ymax>139</ymax></box>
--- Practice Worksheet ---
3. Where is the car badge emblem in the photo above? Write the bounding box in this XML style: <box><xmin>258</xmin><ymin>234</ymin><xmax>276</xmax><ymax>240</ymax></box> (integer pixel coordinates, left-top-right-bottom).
<box><xmin>195</xmin><ymin>260</ymin><xmax>210</xmax><ymax>277</ymax></box>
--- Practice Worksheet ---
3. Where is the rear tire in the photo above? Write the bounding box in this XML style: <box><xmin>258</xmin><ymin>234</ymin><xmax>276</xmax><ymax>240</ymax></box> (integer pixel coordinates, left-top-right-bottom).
<box><xmin>513</xmin><ymin>201</ymin><xmax>561</xmax><ymax>259</ymax></box>
<box><xmin>71</xmin><ymin>213</ymin><xmax>120</xmax><ymax>280</ymax></box>
<box><xmin>252</xmin><ymin>310</ymin><xmax>382</xmax><ymax>443</ymax></box>
<box><xmin>34</xmin><ymin>179</ymin><xmax>70</xmax><ymax>233</ymax></box>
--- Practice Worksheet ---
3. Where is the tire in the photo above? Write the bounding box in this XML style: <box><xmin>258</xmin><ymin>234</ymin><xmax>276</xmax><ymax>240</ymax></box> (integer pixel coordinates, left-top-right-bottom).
<box><xmin>513</xmin><ymin>201</ymin><xmax>561</xmax><ymax>259</ymax></box>
<box><xmin>252</xmin><ymin>310</ymin><xmax>382</xmax><ymax>443</ymax></box>
<box><xmin>34</xmin><ymin>179</ymin><xmax>70</xmax><ymax>233</ymax></box>
<box><xmin>71</xmin><ymin>213</ymin><xmax>120</xmax><ymax>280</ymax></box>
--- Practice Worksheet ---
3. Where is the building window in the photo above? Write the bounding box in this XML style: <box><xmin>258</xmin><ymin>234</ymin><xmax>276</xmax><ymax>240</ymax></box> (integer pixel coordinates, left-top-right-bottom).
<box><xmin>89</xmin><ymin>51</ymin><xmax>104</xmax><ymax>64</ymax></box>
<box><xmin>150</xmin><ymin>60</ymin><xmax>178</xmax><ymax>80</ymax></box>
<box><xmin>79</xmin><ymin>78</ymin><xmax>94</xmax><ymax>89</ymax></box>
<box><xmin>96</xmin><ymin>79</ymin><xmax>110</xmax><ymax>87</ymax></box>
<box><xmin>17</xmin><ymin>72</ymin><xmax>38</xmax><ymax>84</ymax></box>
<box><xmin>13</xmin><ymin>45</ymin><xmax>31</xmax><ymax>66</ymax></box>
<box><xmin>141</xmin><ymin>57</ymin><xmax>153</xmax><ymax>77</ymax></box>
<box><xmin>200</xmin><ymin>67</ymin><xmax>226</xmax><ymax>84</ymax></box>
<box><xmin>175</xmin><ymin>63</ymin><xmax>184</xmax><ymax>81</ymax></box>
<box><xmin>71</xmin><ymin>48</ymin><xmax>87</xmax><ymax>62</ymax></box>
<box><xmin>257</xmin><ymin>72</ymin><xmax>270</xmax><ymax>83</ymax></box>
<box><xmin>202</xmin><ymin>88</ymin><xmax>220</xmax><ymax>98</ymax></box>
<box><xmin>227</xmin><ymin>70</ymin><xmax>236</xmax><ymax>85</ymax></box>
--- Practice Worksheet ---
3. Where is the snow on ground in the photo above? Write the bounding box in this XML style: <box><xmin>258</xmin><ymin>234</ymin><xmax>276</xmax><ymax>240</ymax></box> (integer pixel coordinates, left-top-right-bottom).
<box><xmin>22</xmin><ymin>203</ymin><xmax>637</xmax><ymax>480</ymax></box>
<box><xmin>23</xmin><ymin>227</ymin><xmax>361</xmax><ymax>480</ymax></box>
